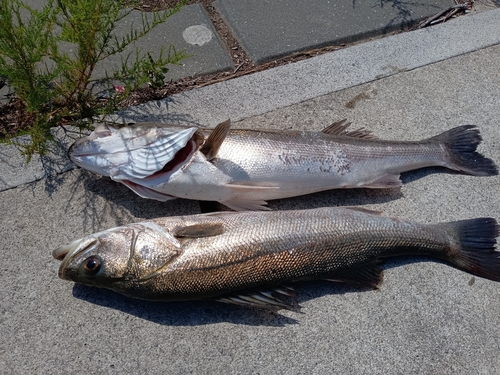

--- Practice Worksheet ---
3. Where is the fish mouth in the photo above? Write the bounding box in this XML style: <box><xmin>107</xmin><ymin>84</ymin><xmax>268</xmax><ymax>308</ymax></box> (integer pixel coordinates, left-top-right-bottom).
<box><xmin>52</xmin><ymin>237</ymin><xmax>98</xmax><ymax>280</ymax></box>
<box><xmin>67</xmin><ymin>129</ymin><xmax>103</xmax><ymax>161</ymax></box>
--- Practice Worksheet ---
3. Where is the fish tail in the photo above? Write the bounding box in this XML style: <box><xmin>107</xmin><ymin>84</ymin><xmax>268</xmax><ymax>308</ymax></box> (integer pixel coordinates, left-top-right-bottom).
<box><xmin>429</xmin><ymin>125</ymin><xmax>498</xmax><ymax>176</ymax></box>
<box><xmin>444</xmin><ymin>218</ymin><xmax>500</xmax><ymax>282</ymax></box>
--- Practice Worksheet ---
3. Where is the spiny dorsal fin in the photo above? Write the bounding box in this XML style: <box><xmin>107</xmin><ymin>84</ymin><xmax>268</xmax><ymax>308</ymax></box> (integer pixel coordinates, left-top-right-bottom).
<box><xmin>173</xmin><ymin>222</ymin><xmax>224</xmax><ymax>238</ymax></box>
<box><xmin>200</xmin><ymin>119</ymin><xmax>231</xmax><ymax>160</ymax></box>
<box><xmin>321</xmin><ymin>119</ymin><xmax>351</xmax><ymax>134</ymax></box>
<box><xmin>321</xmin><ymin>119</ymin><xmax>378</xmax><ymax>139</ymax></box>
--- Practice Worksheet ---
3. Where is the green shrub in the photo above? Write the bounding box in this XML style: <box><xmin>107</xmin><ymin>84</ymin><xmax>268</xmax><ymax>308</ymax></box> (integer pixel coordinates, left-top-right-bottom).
<box><xmin>0</xmin><ymin>0</ymin><xmax>187</xmax><ymax>160</ymax></box>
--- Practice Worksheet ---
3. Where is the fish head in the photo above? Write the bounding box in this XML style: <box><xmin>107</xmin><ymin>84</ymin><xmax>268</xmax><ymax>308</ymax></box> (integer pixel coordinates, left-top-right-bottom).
<box><xmin>68</xmin><ymin>123</ymin><xmax>133</xmax><ymax>176</ymax></box>
<box><xmin>53</xmin><ymin>222</ymin><xmax>183</xmax><ymax>293</ymax></box>
<box><xmin>68</xmin><ymin>123</ymin><xmax>201</xmax><ymax>180</ymax></box>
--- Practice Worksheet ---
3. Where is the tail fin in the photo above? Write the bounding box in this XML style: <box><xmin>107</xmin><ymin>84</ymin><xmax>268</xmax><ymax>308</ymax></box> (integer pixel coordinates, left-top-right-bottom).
<box><xmin>430</xmin><ymin>125</ymin><xmax>498</xmax><ymax>176</ymax></box>
<box><xmin>445</xmin><ymin>218</ymin><xmax>500</xmax><ymax>282</ymax></box>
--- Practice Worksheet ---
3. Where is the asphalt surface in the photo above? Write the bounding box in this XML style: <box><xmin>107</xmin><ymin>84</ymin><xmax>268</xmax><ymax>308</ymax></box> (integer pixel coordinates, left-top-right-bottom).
<box><xmin>1</xmin><ymin>4</ymin><xmax>500</xmax><ymax>375</ymax></box>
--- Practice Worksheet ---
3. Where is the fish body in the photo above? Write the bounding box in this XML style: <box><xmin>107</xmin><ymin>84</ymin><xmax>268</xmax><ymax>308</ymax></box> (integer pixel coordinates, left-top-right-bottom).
<box><xmin>53</xmin><ymin>207</ymin><xmax>500</xmax><ymax>309</ymax></box>
<box><xmin>69</xmin><ymin>121</ymin><xmax>498</xmax><ymax>210</ymax></box>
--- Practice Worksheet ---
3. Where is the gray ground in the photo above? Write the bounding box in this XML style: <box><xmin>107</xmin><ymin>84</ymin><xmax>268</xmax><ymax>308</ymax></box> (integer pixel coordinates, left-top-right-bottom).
<box><xmin>1</xmin><ymin>10</ymin><xmax>500</xmax><ymax>375</ymax></box>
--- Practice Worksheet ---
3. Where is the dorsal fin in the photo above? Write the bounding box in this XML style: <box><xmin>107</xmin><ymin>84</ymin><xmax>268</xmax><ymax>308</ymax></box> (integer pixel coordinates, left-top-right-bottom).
<box><xmin>321</xmin><ymin>119</ymin><xmax>378</xmax><ymax>139</ymax></box>
<box><xmin>321</xmin><ymin>119</ymin><xmax>351</xmax><ymax>134</ymax></box>
<box><xmin>200</xmin><ymin>119</ymin><xmax>231</xmax><ymax>160</ymax></box>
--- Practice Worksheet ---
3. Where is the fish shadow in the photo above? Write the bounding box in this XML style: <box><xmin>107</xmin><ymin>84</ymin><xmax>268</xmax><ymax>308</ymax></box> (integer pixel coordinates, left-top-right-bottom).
<box><xmin>267</xmin><ymin>186</ymin><xmax>403</xmax><ymax>211</ymax></box>
<box><xmin>73</xmin><ymin>163</ymin><xmax>471</xmax><ymax>219</ymax></box>
<box><xmin>267</xmin><ymin>166</ymin><xmax>468</xmax><ymax>211</ymax></box>
<box><xmin>72</xmin><ymin>284</ymin><xmax>301</xmax><ymax>326</ymax></box>
<box><xmin>400</xmin><ymin>166</ymin><xmax>458</xmax><ymax>185</ymax></box>
<box><xmin>75</xmin><ymin>170</ymin><xmax>201</xmax><ymax>224</ymax></box>
<box><xmin>71</xmin><ymin>255</ymin><xmax>443</xmax><ymax>326</ymax></box>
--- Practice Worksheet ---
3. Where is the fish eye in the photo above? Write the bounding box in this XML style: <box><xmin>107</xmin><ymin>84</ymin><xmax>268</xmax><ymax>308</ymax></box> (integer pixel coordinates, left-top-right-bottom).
<box><xmin>82</xmin><ymin>256</ymin><xmax>102</xmax><ymax>276</ymax></box>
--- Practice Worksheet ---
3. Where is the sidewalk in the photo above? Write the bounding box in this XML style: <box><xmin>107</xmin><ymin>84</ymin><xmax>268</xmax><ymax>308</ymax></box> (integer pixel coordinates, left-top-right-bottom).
<box><xmin>1</xmin><ymin>4</ymin><xmax>499</xmax><ymax>191</ymax></box>
<box><xmin>1</xmin><ymin>3</ymin><xmax>500</xmax><ymax>374</ymax></box>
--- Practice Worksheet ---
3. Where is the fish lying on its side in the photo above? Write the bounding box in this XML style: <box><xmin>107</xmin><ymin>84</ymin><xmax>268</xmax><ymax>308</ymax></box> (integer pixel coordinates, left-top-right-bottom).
<box><xmin>68</xmin><ymin>120</ymin><xmax>498</xmax><ymax>210</ymax></box>
<box><xmin>53</xmin><ymin>207</ymin><xmax>500</xmax><ymax>309</ymax></box>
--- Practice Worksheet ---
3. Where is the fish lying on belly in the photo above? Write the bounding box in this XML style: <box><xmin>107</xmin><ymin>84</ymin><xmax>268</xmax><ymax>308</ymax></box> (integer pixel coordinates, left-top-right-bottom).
<box><xmin>53</xmin><ymin>207</ymin><xmax>500</xmax><ymax>310</ymax></box>
<box><xmin>68</xmin><ymin>120</ymin><xmax>498</xmax><ymax>210</ymax></box>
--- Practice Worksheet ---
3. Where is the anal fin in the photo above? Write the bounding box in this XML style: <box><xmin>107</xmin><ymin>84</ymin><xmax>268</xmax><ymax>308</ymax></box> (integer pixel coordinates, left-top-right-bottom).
<box><xmin>362</xmin><ymin>174</ymin><xmax>402</xmax><ymax>188</ymax></box>
<box><xmin>326</xmin><ymin>262</ymin><xmax>384</xmax><ymax>289</ymax></box>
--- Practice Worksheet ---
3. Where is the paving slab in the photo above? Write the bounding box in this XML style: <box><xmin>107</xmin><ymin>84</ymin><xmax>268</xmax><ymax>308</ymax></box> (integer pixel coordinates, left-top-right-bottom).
<box><xmin>215</xmin><ymin>0</ymin><xmax>453</xmax><ymax>64</ymax></box>
<box><xmin>0</xmin><ymin>127</ymin><xmax>82</xmax><ymax>191</ymax></box>
<box><xmin>1</xmin><ymin>40</ymin><xmax>500</xmax><ymax>374</ymax></box>
<box><xmin>93</xmin><ymin>4</ymin><xmax>233</xmax><ymax>83</ymax></box>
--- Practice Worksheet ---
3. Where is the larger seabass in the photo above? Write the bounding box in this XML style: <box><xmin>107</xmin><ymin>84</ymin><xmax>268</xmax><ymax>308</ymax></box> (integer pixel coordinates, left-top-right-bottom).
<box><xmin>53</xmin><ymin>207</ymin><xmax>500</xmax><ymax>310</ymax></box>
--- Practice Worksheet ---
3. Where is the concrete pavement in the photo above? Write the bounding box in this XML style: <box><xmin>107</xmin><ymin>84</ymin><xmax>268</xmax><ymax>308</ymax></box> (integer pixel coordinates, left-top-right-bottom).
<box><xmin>1</xmin><ymin>4</ymin><xmax>500</xmax><ymax>375</ymax></box>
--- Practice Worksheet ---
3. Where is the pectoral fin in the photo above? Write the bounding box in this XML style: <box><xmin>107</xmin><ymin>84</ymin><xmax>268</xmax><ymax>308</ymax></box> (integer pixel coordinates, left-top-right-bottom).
<box><xmin>173</xmin><ymin>222</ymin><xmax>224</xmax><ymax>238</ymax></box>
<box><xmin>200</xmin><ymin>119</ymin><xmax>231</xmax><ymax>160</ymax></box>
<box><xmin>222</xmin><ymin>182</ymin><xmax>280</xmax><ymax>211</ymax></box>
<box><xmin>94</xmin><ymin>123</ymin><xmax>114</xmax><ymax>137</ymax></box>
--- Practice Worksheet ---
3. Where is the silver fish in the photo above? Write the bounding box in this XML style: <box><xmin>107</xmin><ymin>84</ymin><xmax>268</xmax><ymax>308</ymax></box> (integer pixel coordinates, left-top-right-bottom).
<box><xmin>53</xmin><ymin>207</ymin><xmax>500</xmax><ymax>310</ymax></box>
<box><xmin>68</xmin><ymin>120</ymin><xmax>498</xmax><ymax>210</ymax></box>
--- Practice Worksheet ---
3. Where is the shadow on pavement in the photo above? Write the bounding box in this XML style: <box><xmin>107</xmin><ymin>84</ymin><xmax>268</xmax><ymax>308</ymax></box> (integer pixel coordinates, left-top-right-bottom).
<box><xmin>400</xmin><ymin>166</ymin><xmax>460</xmax><ymax>185</ymax></box>
<box><xmin>71</xmin><ymin>256</ymin><xmax>442</xmax><ymax>326</ymax></box>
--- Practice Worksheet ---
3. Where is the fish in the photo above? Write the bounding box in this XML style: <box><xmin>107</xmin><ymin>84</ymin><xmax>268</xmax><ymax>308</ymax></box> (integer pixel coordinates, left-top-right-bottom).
<box><xmin>53</xmin><ymin>207</ymin><xmax>500</xmax><ymax>310</ymax></box>
<box><xmin>68</xmin><ymin>120</ymin><xmax>498</xmax><ymax>210</ymax></box>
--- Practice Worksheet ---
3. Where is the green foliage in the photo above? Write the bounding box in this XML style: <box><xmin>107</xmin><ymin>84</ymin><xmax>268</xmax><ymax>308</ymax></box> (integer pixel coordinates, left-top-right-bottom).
<box><xmin>0</xmin><ymin>0</ymin><xmax>187</xmax><ymax>160</ymax></box>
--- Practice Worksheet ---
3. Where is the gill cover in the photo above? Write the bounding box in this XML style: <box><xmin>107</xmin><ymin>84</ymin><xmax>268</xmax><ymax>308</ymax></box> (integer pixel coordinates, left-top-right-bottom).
<box><xmin>54</xmin><ymin>222</ymin><xmax>185</xmax><ymax>286</ymax></box>
<box><xmin>69</xmin><ymin>123</ymin><xmax>199</xmax><ymax>180</ymax></box>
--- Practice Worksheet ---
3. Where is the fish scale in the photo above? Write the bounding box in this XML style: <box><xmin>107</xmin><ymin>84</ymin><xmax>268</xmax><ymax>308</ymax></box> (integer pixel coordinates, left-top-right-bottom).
<box><xmin>54</xmin><ymin>207</ymin><xmax>500</xmax><ymax>309</ymax></box>
<box><xmin>68</xmin><ymin>121</ymin><xmax>498</xmax><ymax>210</ymax></box>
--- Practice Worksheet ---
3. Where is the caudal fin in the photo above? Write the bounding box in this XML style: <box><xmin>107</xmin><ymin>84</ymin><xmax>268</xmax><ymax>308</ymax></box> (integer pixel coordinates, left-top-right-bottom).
<box><xmin>445</xmin><ymin>218</ymin><xmax>500</xmax><ymax>282</ymax></box>
<box><xmin>430</xmin><ymin>125</ymin><xmax>498</xmax><ymax>176</ymax></box>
